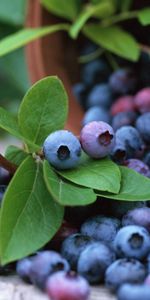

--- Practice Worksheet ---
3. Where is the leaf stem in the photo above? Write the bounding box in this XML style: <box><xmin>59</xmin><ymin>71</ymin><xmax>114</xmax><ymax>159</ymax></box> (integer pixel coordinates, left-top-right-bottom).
<box><xmin>101</xmin><ymin>10</ymin><xmax>138</xmax><ymax>27</ymax></box>
<box><xmin>78</xmin><ymin>48</ymin><xmax>104</xmax><ymax>64</ymax></box>
<box><xmin>0</xmin><ymin>154</ymin><xmax>17</xmax><ymax>174</ymax></box>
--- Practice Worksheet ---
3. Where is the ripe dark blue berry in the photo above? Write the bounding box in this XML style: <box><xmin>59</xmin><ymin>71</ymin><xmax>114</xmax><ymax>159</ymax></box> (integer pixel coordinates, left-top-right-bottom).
<box><xmin>82</xmin><ymin>106</ymin><xmax>110</xmax><ymax>126</ymax></box>
<box><xmin>72</xmin><ymin>83</ymin><xmax>87</xmax><ymax>108</ymax></box>
<box><xmin>16</xmin><ymin>257</ymin><xmax>33</xmax><ymax>283</ymax></box>
<box><xmin>122</xmin><ymin>207</ymin><xmax>150</xmax><ymax>232</ymax></box>
<box><xmin>109</xmin><ymin>69</ymin><xmax>137</xmax><ymax>95</ymax></box>
<box><xmin>0</xmin><ymin>167</ymin><xmax>10</xmax><ymax>185</ymax></box>
<box><xmin>87</xmin><ymin>83</ymin><xmax>113</xmax><ymax>109</ymax></box>
<box><xmin>136</xmin><ymin>113</ymin><xmax>150</xmax><ymax>144</ymax></box>
<box><xmin>81</xmin><ymin>215</ymin><xmax>120</xmax><ymax>244</ymax></box>
<box><xmin>80</xmin><ymin>121</ymin><xmax>115</xmax><ymax>158</ymax></box>
<box><xmin>81</xmin><ymin>59</ymin><xmax>110</xmax><ymax>86</ymax></box>
<box><xmin>61</xmin><ymin>233</ymin><xmax>93</xmax><ymax>270</ymax></box>
<box><xmin>29</xmin><ymin>251</ymin><xmax>70</xmax><ymax>290</ymax></box>
<box><xmin>105</xmin><ymin>258</ymin><xmax>147</xmax><ymax>291</ymax></box>
<box><xmin>77</xmin><ymin>242</ymin><xmax>115</xmax><ymax>284</ymax></box>
<box><xmin>43</xmin><ymin>130</ymin><xmax>81</xmax><ymax>170</ymax></box>
<box><xmin>46</xmin><ymin>271</ymin><xmax>90</xmax><ymax>300</ymax></box>
<box><xmin>112</xmin><ymin>111</ymin><xmax>137</xmax><ymax>131</ymax></box>
<box><xmin>114</xmin><ymin>225</ymin><xmax>150</xmax><ymax>260</ymax></box>
<box><xmin>117</xmin><ymin>283</ymin><xmax>150</xmax><ymax>300</ymax></box>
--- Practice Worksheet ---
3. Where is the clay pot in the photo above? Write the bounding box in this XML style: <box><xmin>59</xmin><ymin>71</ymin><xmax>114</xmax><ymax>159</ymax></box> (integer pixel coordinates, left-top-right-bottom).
<box><xmin>26</xmin><ymin>0</ymin><xmax>84</xmax><ymax>135</ymax></box>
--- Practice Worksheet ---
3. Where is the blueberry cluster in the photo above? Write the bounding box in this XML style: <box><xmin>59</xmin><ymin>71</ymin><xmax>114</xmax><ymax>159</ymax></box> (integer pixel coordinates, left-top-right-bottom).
<box><xmin>16</xmin><ymin>207</ymin><xmax>150</xmax><ymax>300</ymax></box>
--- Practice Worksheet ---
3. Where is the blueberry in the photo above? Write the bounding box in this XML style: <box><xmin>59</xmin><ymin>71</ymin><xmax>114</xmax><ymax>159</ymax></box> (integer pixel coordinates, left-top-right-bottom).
<box><xmin>81</xmin><ymin>59</ymin><xmax>110</xmax><ymax>86</ymax></box>
<box><xmin>72</xmin><ymin>82</ymin><xmax>87</xmax><ymax>108</ymax></box>
<box><xmin>124</xmin><ymin>159</ymin><xmax>150</xmax><ymax>177</ymax></box>
<box><xmin>145</xmin><ymin>274</ymin><xmax>150</xmax><ymax>285</ymax></box>
<box><xmin>112</xmin><ymin>126</ymin><xmax>144</xmax><ymax>159</ymax></box>
<box><xmin>136</xmin><ymin>113</ymin><xmax>150</xmax><ymax>144</ymax></box>
<box><xmin>134</xmin><ymin>88</ymin><xmax>150</xmax><ymax>114</ymax></box>
<box><xmin>43</xmin><ymin>130</ymin><xmax>81</xmax><ymax>170</ymax></box>
<box><xmin>80</xmin><ymin>121</ymin><xmax>115</xmax><ymax>158</ymax></box>
<box><xmin>0</xmin><ymin>167</ymin><xmax>10</xmax><ymax>185</ymax></box>
<box><xmin>46</xmin><ymin>271</ymin><xmax>90</xmax><ymax>300</ymax></box>
<box><xmin>109</xmin><ymin>69</ymin><xmax>137</xmax><ymax>94</ymax></box>
<box><xmin>81</xmin><ymin>215</ymin><xmax>120</xmax><ymax>244</ymax></box>
<box><xmin>105</xmin><ymin>258</ymin><xmax>147</xmax><ymax>291</ymax></box>
<box><xmin>16</xmin><ymin>257</ymin><xmax>33</xmax><ymax>283</ymax></box>
<box><xmin>114</xmin><ymin>225</ymin><xmax>150</xmax><ymax>260</ymax></box>
<box><xmin>112</xmin><ymin>111</ymin><xmax>137</xmax><ymax>131</ymax></box>
<box><xmin>0</xmin><ymin>185</ymin><xmax>7</xmax><ymax>204</ymax></box>
<box><xmin>77</xmin><ymin>242</ymin><xmax>115</xmax><ymax>284</ymax></box>
<box><xmin>122</xmin><ymin>207</ymin><xmax>150</xmax><ymax>232</ymax></box>
<box><xmin>147</xmin><ymin>253</ymin><xmax>150</xmax><ymax>273</ymax></box>
<box><xmin>82</xmin><ymin>106</ymin><xmax>110</xmax><ymax>126</ymax></box>
<box><xmin>87</xmin><ymin>83</ymin><xmax>113</xmax><ymax>109</ymax></box>
<box><xmin>111</xmin><ymin>96</ymin><xmax>135</xmax><ymax>116</ymax></box>
<box><xmin>117</xmin><ymin>283</ymin><xmax>150</xmax><ymax>300</ymax></box>
<box><xmin>29</xmin><ymin>251</ymin><xmax>70</xmax><ymax>290</ymax></box>
<box><xmin>61</xmin><ymin>233</ymin><xmax>93</xmax><ymax>270</ymax></box>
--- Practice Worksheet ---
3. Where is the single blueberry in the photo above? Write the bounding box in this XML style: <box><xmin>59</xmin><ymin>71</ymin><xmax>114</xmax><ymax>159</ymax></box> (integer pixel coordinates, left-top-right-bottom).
<box><xmin>46</xmin><ymin>271</ymin><xmax>90</xmax><ymax>300</ymax></box>
<box><xmin>29</xmin><ymin>251</ymin><xmax>70</xmax><ymax>290</ymax></box>
<box><xmin>122</xmin><ymin>207</ymin><xmax>150</xmax><ymax>232</ymax></box>
<box><xmin>117</xmin><ymin>283</ymin><xmax>150</xmax><ymax>300</ymax></box>
<box><xmin>134</xmin><ymin>88</ymin><xmax>150</xmax><ymax>114</ymax></box>
<box><xmin>16</xmin><ymin>257</ymin><xmax>33</xmax><ymax>283</ymax></box>
<box><xmin>112</xmin><ymin>126</ymin><xmax>144</xmax><ymax>159</ymax></box>
<box><xmin>81</xmin><ymin>215</ymin><xmax>120</xmax><ymax>244</ymax></box>
<box><xmin>80</xmin><ymin>121</ymin><xmax>115</xmax><ymax>158</ymax></box>
<box><xmin>124</xmin><ymin>159</ymin><xmax>150</xmax><ymax>177</ymax></box>
<box><xmin>109</xmin><ymin>69</ymin><xmax>137</xmax><ymax>94</ymax></box>
<box><xmin>43</xmin><ymin>130</ymin><xmax>81</xmax><ymax>170</ymax></box>
<box><xmin>112</xmin><ymin>111</ymin><xmax>137</xmax><ymax>131</ymax></box>
<box><xmin>0</xmin><ymin>167</ymin><xmax>10</xmax><ymax>185</ymax></box>
<box><xmin>72</xmin><ymin>82</ymin><xmax>87</xmax><ymax>108</ymax></box>
<box><xmin>82</xmin><ymin>106</ymin><xmax>111</xmax><ymax>126</ymax></box>
<box><xmin>77</xmin><ymin>242</ymin><xmax>115</xmax><ymax>284</ymax></box>
<box><xmin>111</xmin><ymin>96</ymin><xmax>135</xmax><ymax>116</ymax></box>
<box><xmin>105</xmin><ymin>258</ymin><xmax>147</xmax><ymax>291</ymax></box>
<box><xmin>87</xmin><ymin>83</ymin><xmax>113</xmax><ymax>109</ymax></box>
<box><xmin>81</xmin><ymin>59</ymin><xmax>110</xmax><ymax>86</ymax></box>
<box><xmin>61</xmin><ymin>233</ymin><xmax>93</xmax><ymax>270</ymax></box>
<box><xmin>114</xmin><ymin>225</ymin><xmax>150</xmax><ymax>260</ymax></box>
<box><xmin>136</xmin><ymin>113</ymin><xmax>150</xmax><ymax>144</ymax></box>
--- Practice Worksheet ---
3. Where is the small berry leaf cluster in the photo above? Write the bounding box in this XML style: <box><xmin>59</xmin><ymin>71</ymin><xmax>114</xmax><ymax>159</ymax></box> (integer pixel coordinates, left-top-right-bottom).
<box><xmin>0</xmin><ymin>1</ymin><xmax>150</xmax><ymax>61</ymax></box>
<box><xmin>0</xmin><ymin>77</ymin><xmax>150</xmax><ymax>265</ymax></box>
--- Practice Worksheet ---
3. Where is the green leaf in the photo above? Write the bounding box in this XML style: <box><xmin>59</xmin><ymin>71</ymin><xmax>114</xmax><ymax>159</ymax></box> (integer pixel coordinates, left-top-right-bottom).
<box><xmin>18</xmin><ymin>77</ymin><xmax>68</xmax><ymax>147</ymax></box>
<box><xmin>117</xmin><ymin>0</ymin><xmax>133</xmax><ymax>12</ymax></box>
<box><xmin>83</xmin><ymin>24</ymin><xmax>140</xmax><ymax>61</ymax></box>
<box><xmin>5</xmin><ymin>146</ymin><xmax>28</xmax><ymax>166</ymax></box>
<box><xmin>43</xmin><ymin>160</ymin><xmax>97</xmax><ymax>206</ymax></box>
<box><xmin>58</xmin><ymin>157</ymin><xmax>121</xmax><ymax>194</ymax></box>
<box><xmin>70</xmin><ymin>1</ymin><xmax>114</xmax><ymax>38</ymax></box>
<box><xmin>0</xmin><ymin>0</ymin><xmax>26</xmax><ymax>26</ymax></box>
<box><xmin>0</xmin><ymin>156</ymin><xmax>64</xmax><ymax>264</ymax></box>
<box><xmin>41</xmin><ymin>0</ymin><xmax>81</xmax><ymax>20</ymax></box>
<box><xmin>97</xmin><ymin>166</ymin><xmax>150</xmax><ymax>201</ymax></box>
<box><xmin>0</xmin><ymin>24</ymin><xmax>69</xmax><ymax>57</ymax></box>
<box><xmin>138</xmin><ymin>8</ymin><xmax>150</xmax><ymax>26</ymax></box>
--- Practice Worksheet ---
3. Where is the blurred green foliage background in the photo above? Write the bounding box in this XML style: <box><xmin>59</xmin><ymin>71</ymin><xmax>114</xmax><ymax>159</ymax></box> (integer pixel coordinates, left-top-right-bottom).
<box><xmin>0</xmin><ymin>0</ymin><xmax>30</xmax><ymax>114</ymax></box>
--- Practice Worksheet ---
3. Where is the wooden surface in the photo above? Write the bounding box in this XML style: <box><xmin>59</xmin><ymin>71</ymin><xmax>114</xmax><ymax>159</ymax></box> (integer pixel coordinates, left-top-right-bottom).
<box><xmin>0</xmin><ymin>276</ymin><xmax>116</xmax><ymax>300</ymax></box>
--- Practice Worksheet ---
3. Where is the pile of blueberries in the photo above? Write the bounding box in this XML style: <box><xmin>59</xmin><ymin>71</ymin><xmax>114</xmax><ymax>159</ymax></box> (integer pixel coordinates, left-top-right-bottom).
<box><xmin>1</xmin><ymin>44</ymin><xmax>150</xmax><ymax>300</ymax></box>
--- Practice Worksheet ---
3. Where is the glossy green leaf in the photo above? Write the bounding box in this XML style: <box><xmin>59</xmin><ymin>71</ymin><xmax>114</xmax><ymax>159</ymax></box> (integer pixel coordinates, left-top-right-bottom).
<box><xmin>97</xmin><ymin>166</ymin><xmax>150</xmax><ymax>201</ymax></box>
<box><xmin>0</xmin><ymin>0</ymin><xmax>26</xmax><ymax>26</ymax></box>
<box><xmin>41</xmin><ymin>0</ymin><xmax>81</xmax><ymax>20</ymax></box>
<box><xmin>58</xmin><ymin>157</ymin><xmax>121</xmax><ymax>194</ymax></box>
<box><xmin>70</xmin><ymin>1</ymin><xmax>114</xmax><ymax>38</ymax></box>
<box><xmin>0</xmin><ymin>24</ymin><xmax>69</xmax><ymax>57</ymax></box>
<box><xmin>0</xmin><ymin>156</ymin><xmax>64</xmax><ymax>264</ymax></box>
<box><xmin>83</xmin><ymin>24</ymin><xmax>140</xmax><ymax>61</ymax></box>
<box><xmin>18</xmin><ymin>77</ymin><xmax>68</xmax><ymax>147</ymax></box>
<box><xmin>5</xmin><ymin>145</ymin><xmax>28</xmax><ymax>166</ymax></box>
<box><xmin>138</xmin><ymin>8</ymin><xmax>150</xmax><ymax>26</ymax></box>
<box><xmin>43</xmin><ymin>160</ymin><xmax>97</xmax><ymax>206</ymax></box>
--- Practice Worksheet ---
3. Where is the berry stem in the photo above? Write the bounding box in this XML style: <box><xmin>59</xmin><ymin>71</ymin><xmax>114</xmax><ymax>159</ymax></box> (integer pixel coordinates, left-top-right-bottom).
<box><xmin>101</xmin><ymin>10</ymin><xmax>138</xmax><ymax>27</ymax></box>
<box><xmin>0</xmin><ymin>154</ymin><xmax>17</xmax><ymax>174</ymax></box>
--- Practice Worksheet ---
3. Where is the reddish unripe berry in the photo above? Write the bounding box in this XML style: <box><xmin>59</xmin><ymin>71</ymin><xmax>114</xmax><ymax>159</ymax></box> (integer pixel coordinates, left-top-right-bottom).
<box><xmin>111</xmin><ymin>96</ymin><xmax>135</xmax><ymax>116</ymax></box>
<box><xmin>134</xmin><ymin>88</ymin><xmax>150</xmax><ymax>113</ymax></box>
